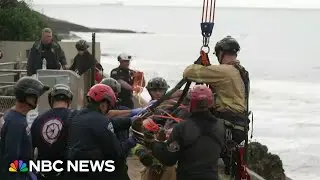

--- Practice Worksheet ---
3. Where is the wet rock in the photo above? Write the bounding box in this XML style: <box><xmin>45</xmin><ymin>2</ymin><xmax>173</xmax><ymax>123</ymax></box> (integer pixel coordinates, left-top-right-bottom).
<box><xmin>247</xmin><ymin>142</ymin><xmax>286</xmax><ymax>180</ymax></box>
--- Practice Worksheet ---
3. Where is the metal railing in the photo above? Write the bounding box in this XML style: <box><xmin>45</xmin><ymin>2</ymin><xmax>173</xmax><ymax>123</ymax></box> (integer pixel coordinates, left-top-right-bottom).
<box><xmin>0</xmin><ymin>60</ymin><xmax>27</xmax><ymax>90</ymax></box>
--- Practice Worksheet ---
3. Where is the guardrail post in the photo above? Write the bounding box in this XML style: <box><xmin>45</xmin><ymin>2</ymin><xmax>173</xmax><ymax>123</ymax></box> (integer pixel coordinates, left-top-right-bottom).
<box><xmin>13</xmin><ymin>52</ymin><xmax>21</xmax><ymax>82</ymax></box>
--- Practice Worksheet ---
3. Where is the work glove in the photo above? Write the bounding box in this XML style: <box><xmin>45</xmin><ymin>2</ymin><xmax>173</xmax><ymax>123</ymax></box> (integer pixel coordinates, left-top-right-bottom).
<box><xmin>130</xmin><ymin>108</ymin><xmax>144</xmax><ymax>117</ymax></box>
<box><xmin>130</xmin><ymin>102</ymin><xmax>155</xmax><ymax>117</ymax></box>
<box><xmin>126</xmin><ymin>136</ymin><xmax>137</xmax><ymax>149</ymax></box>
<box><xmin>147</xmin><ymin>100</ymin><xmax>157</xmax><ymax>106</ymax></box>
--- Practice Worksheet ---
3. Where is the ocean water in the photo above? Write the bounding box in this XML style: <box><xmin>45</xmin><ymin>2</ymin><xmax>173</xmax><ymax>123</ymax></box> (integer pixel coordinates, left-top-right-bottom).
<box><xmin>33</xmin><ymin>4</ymin><xmax>320</xmax><ymax>179</ymax></box>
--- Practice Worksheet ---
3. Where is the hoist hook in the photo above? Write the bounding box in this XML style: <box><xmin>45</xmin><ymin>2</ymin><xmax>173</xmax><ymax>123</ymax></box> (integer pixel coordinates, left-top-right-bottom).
<box><xmin>200</xmin><ymin>0</ymin><xmax>216</xmax><ymax>53</ymax></box>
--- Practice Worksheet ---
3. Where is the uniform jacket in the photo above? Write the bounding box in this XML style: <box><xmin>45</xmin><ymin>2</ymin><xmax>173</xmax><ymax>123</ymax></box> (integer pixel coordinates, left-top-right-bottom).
<box><xmin>27</xmin><ymin>41</ymin><xmax>66</xmax><ymax>76</ymax></box>
<box><xmin>183</xmin><ymin>63</ymin><xmax>246</xmax><ymax>114</ymax></box>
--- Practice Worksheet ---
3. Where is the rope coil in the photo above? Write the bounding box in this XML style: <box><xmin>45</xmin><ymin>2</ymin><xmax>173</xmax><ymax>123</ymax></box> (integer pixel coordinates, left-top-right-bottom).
<box><xmin>133</xmin><ymin>71</ymin><xmax>146</xmax><ymax>106</ymax></box>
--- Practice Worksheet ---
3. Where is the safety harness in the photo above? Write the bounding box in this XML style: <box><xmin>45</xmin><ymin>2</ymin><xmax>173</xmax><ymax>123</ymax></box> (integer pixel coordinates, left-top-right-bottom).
<box><xmin>232</xmin><ymin>64</ymin><xmax>251</xmax><ymax>180</ymax></box>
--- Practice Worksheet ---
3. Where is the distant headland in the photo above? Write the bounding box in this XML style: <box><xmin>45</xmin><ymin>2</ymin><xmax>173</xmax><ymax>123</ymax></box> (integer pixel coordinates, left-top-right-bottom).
<box><xmin>39</xmin><ymin>13</ymin><xmax>150</xmax><ymax>40</ymax></box>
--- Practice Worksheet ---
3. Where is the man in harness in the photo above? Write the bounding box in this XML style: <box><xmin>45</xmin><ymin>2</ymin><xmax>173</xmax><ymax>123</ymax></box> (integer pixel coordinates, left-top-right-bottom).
<box><xmin>132</xmin><ymin>77</ymin><xmax>178</xmax><ymax>180</ymax></box>
<box><xmin>183</xmin><ymin>36</ymin><xmax>251</xmax><ymax>178</ymax></box>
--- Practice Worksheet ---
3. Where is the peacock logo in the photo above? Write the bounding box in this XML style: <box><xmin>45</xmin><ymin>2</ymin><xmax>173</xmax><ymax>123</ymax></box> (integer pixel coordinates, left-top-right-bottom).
<box><xmin>9</xmin><ymin>160</ymin><xmax>29</xmax><ymax>172</ymax></box>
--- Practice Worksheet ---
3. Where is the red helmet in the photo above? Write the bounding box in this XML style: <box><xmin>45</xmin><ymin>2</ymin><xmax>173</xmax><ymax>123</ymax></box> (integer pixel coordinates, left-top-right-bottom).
<box><xmin>143</xmin><ymin>118</ymin><xmax>160</xmax><ymax>132</ymax></box>
<box><xmin>87</xmin><ymin>84</ymin><xmax>117</xmax><ymax>108</ymax></box>
<box><xmin>188</xmin><ymin>85</ymin><xmax>213</xmax><ymax>112</ymax></box>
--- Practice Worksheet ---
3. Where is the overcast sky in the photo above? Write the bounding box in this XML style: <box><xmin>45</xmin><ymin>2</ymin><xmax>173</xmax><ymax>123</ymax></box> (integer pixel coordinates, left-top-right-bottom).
<box><xmin>31</xmin><ymin>0</ymin><xmax>320</xmax><ymax>8</ymax></box>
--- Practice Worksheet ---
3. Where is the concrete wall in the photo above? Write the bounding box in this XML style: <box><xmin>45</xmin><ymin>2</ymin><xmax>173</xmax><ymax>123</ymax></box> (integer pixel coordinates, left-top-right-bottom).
<box><xmin>0</xmin><ymin>41</ymin><xmax>101</xmax><ymax>83</ymax></box>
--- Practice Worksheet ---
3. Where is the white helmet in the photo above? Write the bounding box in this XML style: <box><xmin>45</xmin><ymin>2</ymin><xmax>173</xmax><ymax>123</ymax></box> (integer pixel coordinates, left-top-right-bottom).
<box><xmin>117</xmin><ymin>53</ymin><xmax>132</xmax><ymax>61</ymax></box>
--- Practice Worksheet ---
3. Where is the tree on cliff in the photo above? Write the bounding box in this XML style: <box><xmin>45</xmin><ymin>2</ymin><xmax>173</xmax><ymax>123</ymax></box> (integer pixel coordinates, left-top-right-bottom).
<box><xmin>0</xmin><ymin>0</ymin><xmax>46</xmax><ymax>41</ymax></box>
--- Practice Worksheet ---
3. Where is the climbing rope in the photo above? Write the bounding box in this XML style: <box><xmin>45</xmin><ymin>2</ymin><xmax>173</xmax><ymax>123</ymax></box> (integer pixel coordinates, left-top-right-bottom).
<box><xmin>153</xmin><ymin>108</ymin><xmax>184</xmax><ymax>123</ymax></box>
<box><xmin>132</xmin><ymin>71</ymin><xmax>146</xmax><ymax>106</ymax></box>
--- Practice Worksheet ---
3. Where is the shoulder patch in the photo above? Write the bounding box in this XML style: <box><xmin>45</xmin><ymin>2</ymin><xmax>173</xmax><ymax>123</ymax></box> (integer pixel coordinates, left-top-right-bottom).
<box><xmin>107</xmin><ymin>122</ymin><xmax>114</xmax><ymax>133</ymax></box>
<box><xmin>41</xmin><ymin>118</ymin><xmax>63</xmax><ymax>144</ymax></box>
<box><xmin>167</xmin><ymin>141</ymin><xmax>180</xmax><ymax>152</ymax></box>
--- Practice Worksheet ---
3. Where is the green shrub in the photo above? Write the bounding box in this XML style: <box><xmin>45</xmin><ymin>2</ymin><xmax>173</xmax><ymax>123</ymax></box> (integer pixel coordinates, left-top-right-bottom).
<box><xmin>0</xmin><ymin>0</ymin><xmax>47</xmax><ymax>41</ymax></box>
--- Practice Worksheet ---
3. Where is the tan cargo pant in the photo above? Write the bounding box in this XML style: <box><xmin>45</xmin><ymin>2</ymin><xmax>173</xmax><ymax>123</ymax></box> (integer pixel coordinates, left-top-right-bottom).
<box><xmin>140</xmin><ymin>165</ymin><xmax>176</xmax><ymax>180</ymax></box>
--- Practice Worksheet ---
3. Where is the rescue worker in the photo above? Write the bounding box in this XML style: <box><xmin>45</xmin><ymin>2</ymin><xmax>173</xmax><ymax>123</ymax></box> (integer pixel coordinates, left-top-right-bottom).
<box><xmin>69</xmin><ymin>40</ymin><xmax>104</xmax><ymax>82</ymax></box>
<box><xmin>99</xmin><ymin>77</ymin><xmax>150</xmax><ymax>118</ymax></box>
<box><xmin>146</xmin><ymin>85</ymin><xmax>225</xmax><ymax>180</ymax></box>
<box><xmin>132</xmin><ymin>118</ymin><xmax>176</xmax><ymax>180</ymax></box>
<box><xmin>145</xmin><ymin>77</ymin><xmax>176</xmax><ymax>126</ymax></box>
<box><xmin>31</xmin><ymin>84</ymin><xmax>75</xmax><ymax>180</ymax></box>
<box><xmin>183</xmin><ymin>36</ymin><xmax>249</xmax><ymax>143</ymax></box>
<box><xmin>183</xmin><ymin>36</ymin><xmax>250</xmax><ymax>175</ymax></box>
<box><xmin>146</xmin><ymin>77</ymin><xmax>170</xmax><ymax>100</ymax></box>
<box><xmin>110</xmin><ymin>53</ymin><xmax>145</xmax><ymax>109</ymax></box>
<box><xmin>0</xmin><ymin>77</ymin><xmax>49</xmax><ymax>180</ymax></box>
<box><xmin>100</xmin><ymin>77</ymin><xmax>135</xmax><ymax>157</ymax></box>
<box><xmin>145</xmin><ymin>77</ymin><xmax>188</xmax><ymax>126</ymax></box>
<box><xmin>132</xmin><ymin>77</ymin><xmax>179</xmax><ymax>180</ymax></box>
<box><xmin>27</xmin><ymin>28</ymin><xmax>67</xmax><ymax>76</ymax></box>
<box><xmin>67</xmin><ymin>84</ymin><xmax>136</xmax><ymax>180</ymax></box>
<box><xmin>100</xmin><ymin>77</ymin><xmax>129</xmax><ymax>110</ymax></box>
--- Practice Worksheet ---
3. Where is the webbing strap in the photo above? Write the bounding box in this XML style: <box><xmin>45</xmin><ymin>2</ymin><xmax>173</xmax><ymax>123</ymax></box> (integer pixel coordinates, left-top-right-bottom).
<box><xmin>233</xmin><ymin>64</ymin><xmax>250</xmax><ymax>114</ymax></box>
<box><xmin>223</xmin><ymin>119</ymin><xmax>245</xmax><ymax>131</ymax></box>
<box><xmin>233</xmin><ymin>64</ymin><xmax>250</xmax><ymax>162</ymax></box>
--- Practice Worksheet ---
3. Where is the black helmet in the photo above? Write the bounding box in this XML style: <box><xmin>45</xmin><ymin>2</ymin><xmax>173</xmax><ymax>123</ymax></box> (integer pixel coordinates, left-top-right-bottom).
<box><xmin>214</xmin><ymin>36</ymin><xmax>240</xmax><ymax>56</ymax></box>
<box><xmin>48</xmin><ymin>84</ymin><xmax>73</xmax><ymax>107</ymax></box>
<box><xmin>146</xmin><ymin>77</ymin><xmax>170</xmax><ymax>91</ymax></box>
<box><xmin>100</xmin><ymin>78</ymin><xmax>121</xmax><ymax>94</ymax></box>
<box><xmin>76</xmin><ymin>40</ymin><xmax>89</xmax><ymax>51</ymax></box>
<box><xmin>14</xmin><ymin>77</ymin><xmax>49</xmax><ymax>107</ymax></box>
